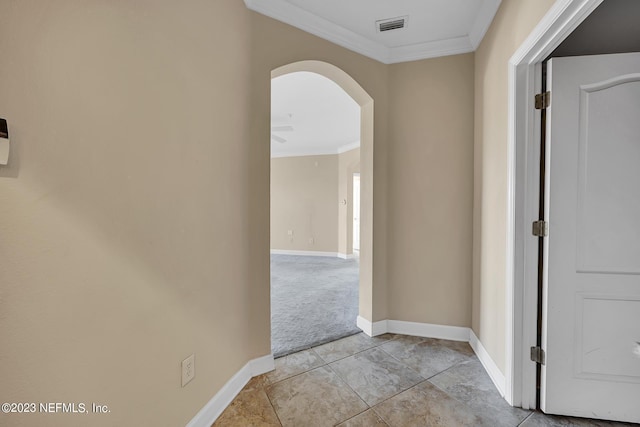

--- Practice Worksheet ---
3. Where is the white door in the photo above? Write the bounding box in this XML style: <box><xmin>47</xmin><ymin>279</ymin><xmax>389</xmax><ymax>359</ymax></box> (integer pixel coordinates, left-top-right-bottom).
<box><xmin>542</xmin><ymin>53</ymin><xmax>640</xmax><ymax>423</ymax></box>
<box><xmin>352</xmin><ymin>173</ymin><xmax>360</xmax><ymax>252</ymax></box>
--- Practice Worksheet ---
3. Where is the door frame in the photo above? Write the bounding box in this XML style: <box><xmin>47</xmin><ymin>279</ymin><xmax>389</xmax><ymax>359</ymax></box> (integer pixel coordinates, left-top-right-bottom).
<box><xmin>352</xmin><ymin>172</ymin><xmax>360</xmax><ymax>253</ymax></box>
<box><xmin>506</xmin><ymin>0</ymin><xmax>604</xmax><ymax>409</ymax></box>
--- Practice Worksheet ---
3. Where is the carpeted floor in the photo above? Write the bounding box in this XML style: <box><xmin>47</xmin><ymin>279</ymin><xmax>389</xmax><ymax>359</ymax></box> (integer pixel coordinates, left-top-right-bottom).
<box><xmin>271</xmin><ymin>254</ymin><xmax>360</xmax><ymax>358</ymax></box>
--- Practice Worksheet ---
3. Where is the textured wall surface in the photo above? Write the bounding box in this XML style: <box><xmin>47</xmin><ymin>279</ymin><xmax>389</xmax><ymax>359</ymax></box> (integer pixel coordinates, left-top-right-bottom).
<box><xmin>271</xmin><ymin>155</ymin><xmax>340</xmax><ymax>252</ymax></box>
<box><xmin>0</xmin><ymin>1</ymin><xmax>265</xmax><ymax>426</ymax></box>
<box><xmin>387</xmin><ymin>54</ymin><xmax>475</xmax><ymax>327</ymax></box>
<box><xmin>473</xmin><ymin>0</ymin><xmax>556</xmax><ymax>372</ymax></box>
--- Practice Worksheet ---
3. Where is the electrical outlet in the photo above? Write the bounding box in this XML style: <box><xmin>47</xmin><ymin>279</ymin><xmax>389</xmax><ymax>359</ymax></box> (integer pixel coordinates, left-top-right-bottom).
<box><xmin>182</xmin><ymin>354</ymin><xmax>195</xmax><ymax>387</ymax></box>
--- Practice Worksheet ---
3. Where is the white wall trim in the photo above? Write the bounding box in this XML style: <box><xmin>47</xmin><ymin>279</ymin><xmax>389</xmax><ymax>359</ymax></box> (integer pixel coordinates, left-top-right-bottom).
<box><xmin>387</xmin><ymin>36</ymin><xmax>474</xmax><ymax>63</ymax></box>
<box><xmin>245</xmin><ymin>0</ymin><xmax>388</xmax><ymax>63</ymax></box>
<box><xmin>386</xmin><ymin>320</ymin><xmax>471</xmax><ymax>342</ymax></box>
<box><xmin>357</xmin><ymin>317</ymin><xmax>470</xmax><ymax>342</ymax></box>
<box><xmin>244</xmin><ymin>0</ymin><xmax>500</xmax><ymax>64</ymax></box>
<box><xmin>356</xmin><ymin>316</ymin><xmax>387</xmax><ymax>337</ymax></box>
<box><xmin>249</xmin><ymin>354</ymin><xmax>276</xmax><ymax>377</ymax></box>
<box><xmin>470</xmin><ymin>330</ymin><xmax>506</xmax><ymax>397</ymax></box>
<box><xmin>506</xmin><ymin>0</ymin><xmax>603</xmax><ymax>409</ymax></box>
<box><xmin>337</xmin><ymin>253</ymin><xmax>357</xmax><ymax>260</ymax></box>
<box><xmin>271</xmin><ymin>141</ymin><xmax>360</xmax><ymax>159</ymax></box>
<box><xmin>270</xmin><ymin>249</ymin><xmax>340</xmax><ymax>257</ymax></box>
<box><xmin>337</xmin><ymin>141</ymin><xmax>361</xmax><ymax>154</ymax></box>
<box><xmin>357</xmin><ymin>319</ymin><xmax>504</xmax><ymax>398</ymax></box>
<box><xmin>185</xmin><ymin>354</ymin><xmax>274</xmax><ymax>427</ymax></box>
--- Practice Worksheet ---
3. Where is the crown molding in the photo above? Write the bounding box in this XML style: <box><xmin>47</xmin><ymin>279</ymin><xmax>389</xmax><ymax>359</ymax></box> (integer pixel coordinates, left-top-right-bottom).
<box><xmin>245</xmin><ymin>0</ymin><xmax>502</xmax><ymax>64</ymax></box>
<box><xmin>337</xmin><ymin>141</ymin><xmax>361</xmax><ymax>154</ymax></box>
<box><xmin>245</xmin><ymin>0</ymin><xmax>389</xmax><ymax>63</ymax></box>
<box><xmin>271</xmin><ymin>142</ymin><xmax>360</xmax><ymax>159</ymax></box>
<box><xmin>389</xmin><ymin>36</ymin><xmax>474</xmax><ymax>63</ymax></box>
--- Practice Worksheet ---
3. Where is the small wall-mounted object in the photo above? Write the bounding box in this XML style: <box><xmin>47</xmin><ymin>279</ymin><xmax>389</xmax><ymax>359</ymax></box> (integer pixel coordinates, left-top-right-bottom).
<box><xmin>0</xmin><ymin>118</ymin><xmax>9</xmax><ymax>165</ymax></box>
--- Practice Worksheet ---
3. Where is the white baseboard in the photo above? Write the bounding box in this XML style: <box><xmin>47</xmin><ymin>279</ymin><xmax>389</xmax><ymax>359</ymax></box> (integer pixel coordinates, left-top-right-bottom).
<box><xmin>357</xmin><ymin>315</ymin><xmax>372</xmax><ymax>335</ymax></box>
<box><xmin>469</xmin><ymin>330</ymin><xmax>506</xmax><ymax>397</ymax></box>
<box><xmin>386</xmin><ymin>320</ymin><xmax>471</xmax><ymax>342</ymax></box>
<box><xmin>357</xmin><ymin>317</ymin><xmax>505</xmax><ymax>399</ymax></box>
<box><xmin>337</xmin><ymin>253</ymin><xmax>357</xmax><ymax>259</ymax></box>
<box><xmin>185</xmin><ymin>354</ymin><xmax>274</xmax><ymax>427</ymax></box>
<box><xmin>357</xmin><ymin>317</ymin><xmax>469</xmax><ymax>342</ymax></box>
<box><xmin>356</xmin><ymin>316</ymin><xmax>388</xmax><ymax>337</ymax></box>
<box><xmin>271</xmin><ymin>249</ymin><xmax>339</xmax><ymax>257</ymax></box>
<box><xmin>249</xmin><ymin>354</ymin><xmax>275</xmax><ymax>376</ymax></box>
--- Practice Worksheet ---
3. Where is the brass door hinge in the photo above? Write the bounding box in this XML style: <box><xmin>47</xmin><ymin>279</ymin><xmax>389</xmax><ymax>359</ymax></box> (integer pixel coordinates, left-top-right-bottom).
<box><xmin>535</xmin><ymin>91</ymin><xmax>551</xmax><ymax>109</ymax></box>
<box><xmin>532</xmin><ymin>220</ymin><xmax>548</xmax><ymax>237</ymax></box>
<box><xmin>531</xmin><ymin>346</ymin><xmax>546</xmax><ymax>365</ymax></box>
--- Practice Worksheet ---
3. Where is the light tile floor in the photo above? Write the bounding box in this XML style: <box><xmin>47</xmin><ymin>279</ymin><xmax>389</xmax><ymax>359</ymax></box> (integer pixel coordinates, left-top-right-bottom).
<box><xmin>213</xmin><ymin>333</ymin><xmax>636</xmax><ymax>427</ymax></box>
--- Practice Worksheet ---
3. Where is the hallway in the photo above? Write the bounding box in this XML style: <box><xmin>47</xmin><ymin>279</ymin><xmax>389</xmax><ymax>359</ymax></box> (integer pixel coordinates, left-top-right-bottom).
<box><xmin>214</xmin><ymin>334</ymin><xmax>632</xmax><ymax>426</ymax></box>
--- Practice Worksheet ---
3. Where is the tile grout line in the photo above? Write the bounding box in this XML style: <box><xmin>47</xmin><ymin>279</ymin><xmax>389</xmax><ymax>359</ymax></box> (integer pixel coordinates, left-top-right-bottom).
<box><xmin>365</xmin><ymin>378</ymin><xmax>434</xmax><ymax>415</ymax></box>
<box><xmin>377</xmin><ymin>341</ymin><xmax>428</xmax><ymax>379</ymax></box>
<box><xmin>357</xmin><ymin>352</ymin><xmax>479</xmax><ymax>418</ymax></box>
<box><xmin>517</xmin><ymin>411</ymin><xmax>536</xmax><ymax>426</ymax></box>
<box><xmin>325</xmin><ymin>347</ymin><xmax>429</xmax><ymax>415</ymax></box>
<box><xmin>370</xmin><ymin>406</ymin><xmax>391</xmax><ymax>427</ymax></box>
<box><xmin>265</xmin><ymin>349</ymin><xmax>328</xmax><ymax>386</ymax></box>
<box><xmin>262</xmin><ymin>387</ymin><xmax>285</xmax><ymax>427</ymax></box>
<box><xmin>424</xmin><ymin>357</ymin><xmax>473</xmax><ymax>381</ymax></box>
<box><xmin>313</xmin><ymin>334</ymin><xmax>398</xmax><ymax>364</ymax></box>
<box><xmin>270</xmin><ymin>335</ymin><xmax>476</xmax><ymax>418</ymax></box>
<box><xmin>324</xmin><ymin>362</ymin><xmax>371</xmax><ymax>424</ymax></box>
<box><xmin>274</xmin><ymin>330</ymin><xmax>363</xmax><ymax>359</ymax></box>
<box><xmin>266</xmin><ymin>362</ymin><xmax>327</xmax><ymax>387</ymax></box>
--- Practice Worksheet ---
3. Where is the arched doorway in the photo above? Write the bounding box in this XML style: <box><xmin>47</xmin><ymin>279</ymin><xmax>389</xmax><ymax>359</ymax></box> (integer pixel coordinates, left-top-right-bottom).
<box><xmin>270</xmin><ymin>61</ymin><xmax>374</xmax><ymax>355</ymax></box>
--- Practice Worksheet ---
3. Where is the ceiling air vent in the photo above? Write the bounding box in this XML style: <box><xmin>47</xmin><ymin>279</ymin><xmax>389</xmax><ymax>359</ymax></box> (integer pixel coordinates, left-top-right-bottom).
<box><xmin>376</xmin><ymin>16</ymin><xmax>408</xmax><ymax>33</ymax></box>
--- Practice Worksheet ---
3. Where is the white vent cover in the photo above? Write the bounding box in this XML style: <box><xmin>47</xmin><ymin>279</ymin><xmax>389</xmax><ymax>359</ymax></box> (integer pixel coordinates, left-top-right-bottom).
<box><xmin>376</xmin><ymin>16</ymin><xmax>408</xmax><ymax>32</ymax></box>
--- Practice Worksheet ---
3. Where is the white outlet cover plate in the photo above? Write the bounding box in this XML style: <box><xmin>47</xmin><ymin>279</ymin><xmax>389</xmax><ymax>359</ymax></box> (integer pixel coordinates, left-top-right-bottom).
<box><xmin>0</xmin><ymin>138</ymin><xmax>9</xmax><ymax>165</ymax></box>
<box><xmin>182</xmin><ymin>354</ymin><xmax>195</xmax><ymax>387</ymax></box>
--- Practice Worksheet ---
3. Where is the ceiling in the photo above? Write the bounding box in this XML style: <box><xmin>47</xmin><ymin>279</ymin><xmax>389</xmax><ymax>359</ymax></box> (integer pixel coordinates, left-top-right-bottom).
<box><xmin>271</xmin><ymin>72</ymin><xmax>360</xmax><ymax>158</ymax></box>
<box><xmin>263</xmin><ymin>1</ymin><xmax>503</xmax><ymax>158</ymax></box>
<box><xmin>244</xmin><ymin>0</ymin><xmax>502</xmax><ymax>64</ymax></box>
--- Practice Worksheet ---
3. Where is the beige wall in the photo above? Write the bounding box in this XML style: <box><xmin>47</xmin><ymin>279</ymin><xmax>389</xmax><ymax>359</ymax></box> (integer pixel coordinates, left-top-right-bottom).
<box><xmin>387</xmin><ymin>54</ymin><xmax>475</xmax><ymax>326</ymax></box>
<box><xmin>473</xmin><ymin>0</ymin><xmax>556</xmax><ymax>373</ymax></box>
<box><xmin>271</xmin><ymin>155</ymin><xmax>339</xmax><ymax>252</ymax></box>
<box><xmin>338</xmin><ymin>148</ymin><xmax>361</xmax><ymax>256</ymax></box>
<box><xmin>0</xmin><ymin>1</ymin><xmax>269</xmax><ymax>426</ymax></box>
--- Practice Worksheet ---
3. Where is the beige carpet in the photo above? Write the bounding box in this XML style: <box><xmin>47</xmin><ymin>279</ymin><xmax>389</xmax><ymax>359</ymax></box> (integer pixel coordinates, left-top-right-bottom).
<box><xmin>270</xmin><ymin>254</ymin><xmax>360</xmax><ymax>358</ymax></box>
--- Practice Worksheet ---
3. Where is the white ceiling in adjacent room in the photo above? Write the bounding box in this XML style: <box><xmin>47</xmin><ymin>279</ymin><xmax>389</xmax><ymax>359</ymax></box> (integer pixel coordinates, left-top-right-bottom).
<box><xmin>244</xmin><ymin>0</ymin><xmax>502</xmax><ymax>64</ymax></box>
<box><xmin>271</xmin><ymin>72</ymin><xmax>360</xmax><ymax>158</ymax></box>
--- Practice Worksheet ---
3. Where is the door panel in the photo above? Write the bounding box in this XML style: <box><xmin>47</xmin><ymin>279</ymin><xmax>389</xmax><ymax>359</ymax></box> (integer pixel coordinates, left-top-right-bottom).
<box><xmin>542</xmin><ymin>53</ymin><xmax>640</xmax><ymax>423</ymax></box>
<box><xmin>578</xmin><ymin>295</ymin><xmax>640</xmax><ymax>381</ymax></box>
<box><xmin>577</xmin><ymin>77</ymin><xmax>640</xmax><ymax>274</ymax></box>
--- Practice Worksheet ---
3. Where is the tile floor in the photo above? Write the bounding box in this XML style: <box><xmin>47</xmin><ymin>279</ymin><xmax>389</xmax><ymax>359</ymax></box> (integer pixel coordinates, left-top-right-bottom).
<box><xmin>213</xmin><ymin>333</ymin><xmax>636</xmax><ymax>427</ymax></box>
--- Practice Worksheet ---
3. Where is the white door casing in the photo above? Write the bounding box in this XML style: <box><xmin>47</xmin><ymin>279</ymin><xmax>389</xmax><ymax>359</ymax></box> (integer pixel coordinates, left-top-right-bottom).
<box><xmin>353</xmin><ymin>173</ymin><xmax>360</xmax><ymax>252</ymax></box>
<box><xmin>542</xmin><ymin>53</ymin><xmax>640</xmax><ymax>423</ymax></box>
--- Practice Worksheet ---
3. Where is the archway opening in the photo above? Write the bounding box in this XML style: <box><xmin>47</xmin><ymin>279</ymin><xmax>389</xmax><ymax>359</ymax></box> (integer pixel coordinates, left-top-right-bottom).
<box><xmin>270</xmin><ymin>61</ymin><xmax>374</xmax><ymax>357</ymax></box>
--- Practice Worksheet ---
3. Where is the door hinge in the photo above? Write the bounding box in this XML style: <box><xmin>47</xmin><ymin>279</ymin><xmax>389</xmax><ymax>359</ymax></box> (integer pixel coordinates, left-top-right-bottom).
<box><xmin>535</xmin><ymin>91</ymin><xmax>551</xmax><ymax>109</ymax></box>
<box><xmin>531</xmin><ymin>346</ymin><xmax>546</xmax><ymax>365</ymax></box>
<box><xmin>532</xmin><ymin>220</ymin><xmax>548</xmax><ymax>237</ymax></box>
